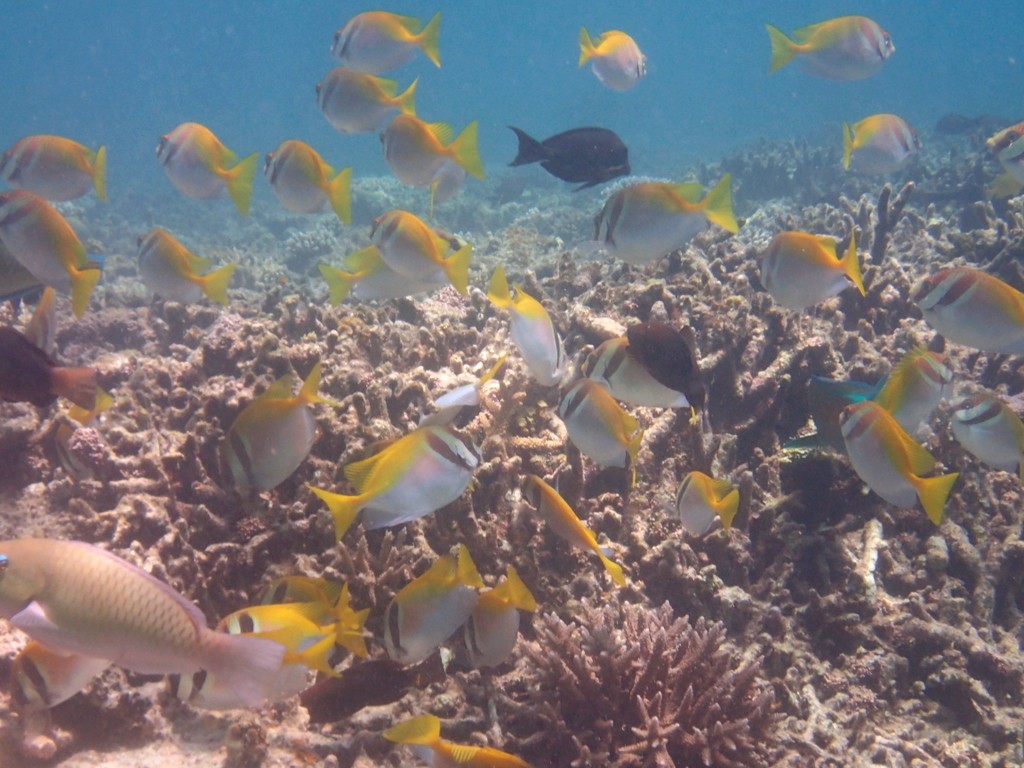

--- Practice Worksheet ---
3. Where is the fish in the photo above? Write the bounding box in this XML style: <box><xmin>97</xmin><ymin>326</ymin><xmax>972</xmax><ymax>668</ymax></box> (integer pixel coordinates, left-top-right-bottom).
<box><xmin>24</xmin><ymin>285</ymin><xmax>57</xmax><ymax>354</ymax></box>
<box><xmin>137</xmin><ymin>228</ymin><xmax>236</xmax><ymax>305</ymax></box>
<box><xmin>309</xmin><ymin>423</ymin><xmax>480</xmax><ymax>541</ymax></box>
<box><xmin>578</xmin><ymin>28</ymin><xmax>647</xmax><ymax>92</ymax></box>
<box><xmin>0</xmin><ymin>190</ymin><xmax>102</xmax><ymax>318</ymax></box>
<box><xmin>317</xmin><ymin>67</ymin><xmax>417</xmax><ymax>134</ymax></box>
<box><xmin>10</xmin><ymin>641</ymin><xmax>110</xmax><ymax>711</ymax></box>
<box><xmin>429</xmin><ymin>158</ymin><xmax>467</xmax><ymax>211</ymax></box>
<box><xmin>986</xmin><ymin>121</ymin><xmax>1024</xmax><ymax>198</ymax></box>
<box><xmin>464</xmin><ymin>565</ymin><xmax>537</xmax><ymax>669</ymax></box>
<box><xmin>222</xmin><ymin>363</ymin><xmax>332</xmax><ymax>495</ymax></box>
<box><xmin>760</xmin><ymin>232</ymin><xmax>865</xmax><ymax>310</ymax></box>
<box><xmin>381</xmin><ymin>114</ymin><xmax>485</xmax><ymax>198</ymax></box>
<box><xmin>628</xmin><ymin>322</ymin><xmax>705</xmax><ymax>409</ymax></box>
<box><xmin>263</xmin><ymin>139</ymin><xmax>352</xmax><ymax>224</ymax></box>
<box><xmin>370</xmin><ymin>209</ymin><xmax>473</xmax><ymax>294</ymax></box>
<box><xmin>785</xmin><ymin>376</ymin><xmax>881</xmax><ymax>453</ymax></box>
<box><xmin>950</xmin><ymin>393</ymin><xmax>1024</xmax><ymax>480</ymax></box>
<box><xmin>674</xmin><ymin>471</ymin><xmax>740</xmax><ymax>535</ymax></box>
<box><xmin>912</xmin><ymin>267</ymin><xmax>1024</xmax><ymax>355</ymax></box>
<box><xmin>0</xmin><ymin>135</ymin><xmax>107</xmax><ymax>202</ymax></box>
<box><xmin>0</xmin><ymin>538</ymin><xmax>285</xmax><ymax>706</ymax></box>
<box><xmin>0</xmin><ymin>237</ymin><xmax>43</xmax><ymax>304</ymax></box>
<box><xmin>486</xmin><ymin>266</ymin><xmax>566</xmax><ymax>387</ymax></box>
<box><xmin>588</xmin><ymin>174</ymin><xmax>738</xmax><ymax>265</ymax></box>
<box><xmin>843</xmin><ymin>114</ymin><xmax>920</xmax><ymax>174</ymax></box>
<box><xmin>0</xmin><ymin>326</ymin><xmax>96</xmax><ymax>410</ymax></box>
<box><xmin>419</xmin><ymin>356</ymin><xmax>506</xmax><ymax>428</ymax></box>
<box><xmin>872</xmin><ymin>348</ymin><xmax>953</xmax><ymax>434</ymax></box>
<box><xmin>319</xmin><ymin>246</ymin><xmax>448</xmax><ymax>304</ymax></box>
<box><xmin>558</xmin><ymin>378</ymin><xmax>644</xmax><ymax>484</ymax></box>
<box><xmin>55</xmin><ymin>386</ymin><xmax>114</xmax><ymax>481</ymax></box>
<box><xmin>839</xmin><ymin>401</ymin><xmax>959</xmax><ymax>525</ymax></box>
<box><xmin>522</xmin><ymin>475</ymin><xmax>626</xmax><ymax>586</ymax></box>
<box><xmin>385</xmin><ymin>713</ymin><xmax>534</xmax><ymax>768</ymax></box>
<box><xmin>155</xmin><ymin>122</ymin><xmax>258</xmax><ymax>216</ymax></box>
<box><xmin>332</xmin><ymin>11</ymin><xmax>441</xmax><ymax>74</ymax></box>
<box><xmin>766</xmin><ymin>16</ymin><xmax>895</xmax><ymax>80</ymax></box>
<box><xmin>583</xmin><ymin>336</ymin><xmax>692</xmax><ymax>409</ymax></box>
<box><xmin>383</xmin><ymin>544</ymin><xmax>482</xmax><ymax>665</ymax></box>
<box><xmin>508</xmin><ymin>126</ymin><xmax>629</xmax><ymax>190</ymax></box>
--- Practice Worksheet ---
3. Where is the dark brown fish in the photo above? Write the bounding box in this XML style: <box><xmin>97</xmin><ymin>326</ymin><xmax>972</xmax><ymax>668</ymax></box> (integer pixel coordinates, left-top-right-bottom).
<box><xmin>508</xmin><ymin>126</ymin><xmax>629</xmax><ymax>190</ymax></box>
<box><xmin>625</xmin><ymin>322</ymin><xmax>705</xmax><ymax>409</ymax></box>
<box><xmin>0</xmin><ymin>326</ymin><xmax>95</xmax><ymax>409</ymax></box>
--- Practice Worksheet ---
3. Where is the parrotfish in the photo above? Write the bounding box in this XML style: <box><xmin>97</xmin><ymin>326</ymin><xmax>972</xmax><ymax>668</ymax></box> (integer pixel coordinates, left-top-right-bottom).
<box><xmin>24</xmin><ymin>285</ymin><xmax>57</xmax><ymax>354</ymax></box>
<box><xmin>319</xmin><ymin>245</ymin><xmax>448</xmax><ymax>304</ymax></box>
<box><xmin>222</xmin><ymin>363</ymin><xmax>332</xmax><ymax>495</ymax></box>
<box><xmin>487</xmin><ymin>266</ymin><xmax>566</xmax><ymax>386</ymax></box>
<box><xmin>10</xmin><ymin>641</ymin><xmax>110</xmax><ymax>711</ymax></box>
<box><xmin>843</xmin><ymin>114</ymin><xmax>920</xmax><ymax>174</ymax></box>
<box><xmin>381</xmin><ymin>114</ymin><xmax>485</xmax><ymax>198</ymax></box>
<box><xmin>309</xmin><ymin>423</ymin><xmax>480</xmax><ymax>540</ymax></box>
<box><xmin>674</xmin><ymin>471</ymin><xmax>740</xmax><ymax>535</ymax></box>
<box><xmin>785</xmin><ymin>376</ymin><xmax>880</xmax><ymax>453</ymax></box>
<box><xmin>589</xmin><ymin>174</ymin><xmax>738</xmax><ymax>265</ymax></box>
<box><xmin>578</xmin><ymin>28</ymin><xmax>647</xmax><ymax>92</ymax></box>
<box><xmin>464</xmin><ymin>565</ymin><xmax>536</xmax><ymax>668</ymax></box>
<box><xmin>912</xmin><ymin>267</ymin><xmax>1024</xmax><ymax>355</ymax></box>
<box><xmin>986</xmin><ymin>121</ymin><xmax>1024</xmax><ymax>199</ymax></box>
<box><xmin>332</xmin><ymin>11</ymin><xmax>441</xmax><ymax>74</ymax></box>
<box><xmin>839</xmin><ymin>401</ymin><xmax>958</xmax><ymax>525</ymax></box>
<box><xmin>873</xmin><ymin>347</ymin><xmax>953</xmax><ymax>434</ymax></box>
<box><xmin>951</xmin><ymin>393</ymin><xmax>1024</xmax><ymax>480</ymax></box>
<box><xmin>55</xmin><ymin>386</ymin><xmax>114</xmax><ymax>481</ymax></box>
<box><xmin>508</xmin><ymin>126</ymin><xmax>629</xmax><ymax>190</ymax></box>
<box><xmin>137</xmin><ymin>228</ymin><xmax>236</xmax><ymax>305</ymax></box>
<box><xmin>385</xmin><ymin>713</ymin><xmax>534</xmax><ymax>768</ymax></box>
<box><xmin>370</xmin><ymin>209</ymin><xmax>473</xmax><ymax>295</ymax></box>
<box><xmin>317</xmin><ymin>67</ymin><xmax>417</xmax><ymax>135</ymax></box>
<box><xmin>558</xmin><ymin>378</ymin><xmax>644</xmax><ymax>484</ymax></box>
<box><xmin>760</xmin><ymin>231</ymin><xmax>865</xmax><ymax>310</ymax></box>
<box><xmin>383</xmin><ymin>545</ymin><xmax>482</xmax><ymax>665</ymax></box>
<box><xmin>766</xmin><ymin>16</ymin><xmax>894</xmax><ymax>80</ymax></box>
<box><xmin>156</xmin><ymin>122</ymin><xmax>258</xmax><ymax>216</ymax></box>
<box><xmin>0</xmin><ymin>190</ymin><xmax>101</xmax><ymax>318</ymax></box>
<box><xmin>0</xmin><ymin>539</ymin><xmax>285</xmax><ymax>706</ymax></box>
<box><xmin>0</xmin><ymin>135</ymin><xmax>107</xmax><ymax>202</ymax></box>
<box><xmin>263</xmin><ymin>140</ymin><xmax>352</xmax><ymax>224</ymax></box>
<box><xmin>0</xmin><ymin>326</ymin><xmax>95</xmax><ymax>410</ymax></box>
<box><xmin>522</xmin><ymin>475</ymin><xmax>626</xmax><ymax>587</ymax></box>
<box><xmin>419</xmin><ymin>356</ymin><xmax>506</xmax><ymax>428</ymax></box>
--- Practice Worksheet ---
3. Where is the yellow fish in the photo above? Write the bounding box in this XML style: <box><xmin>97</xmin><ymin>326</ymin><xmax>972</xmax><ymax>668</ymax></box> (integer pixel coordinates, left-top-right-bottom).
<box><xmin>370</xmin><ymin>209</ymin><xmax>473</xmax><ymax>294</ymax></box>
<box><xmin>674</xmin><ymin>471</ymin><xmax>740</xmax><ymax>534</ymax></box>
<box><xmin>137</xmin><ymin>227</ymin><xmax>236</xmax><ymax>305</ymax></box>
<box><xmin>156</xmin><ymin>122</ymin><xmax>258</xmax><ymax>216</ymax></box>
<box><xmin>381</xmin><ymin>114</ymin><xmax>485</xmax><ymax>197</ymax></box>
<box><xmin>10</xmin><ymin>641</ymin><xmax>110</xmax><ymax>711</ymax></box>
<box><xmin>332</xmin><ymin>11</ymin><xmax>441</xmax><ymax>74</ymax></box>
<box><xmin>872</xmin><ymin>348</ymin><xmax>952</xmax><ymax>434</ymax></box>
<box><xmin>420</xmin><ymin>355</ymin><xmax>506</xmax><ymax>428</ymax></box>
<box><xmin>385</xmin><ymin>713</ymin><xmax>534</xmax><ymax>768</ymax></box>
<box><xmin>317</xmin><ymin>67</ymin><xmax>417</xmax><ymax>134</ymax></box>
<box><xmin>843</xmin><ymin>114</ymin><xmax>920</xmax><ymax>174</ymax></box>
<box><xmin>487</xmin><ymin>266</ymin><xmax>566</xmax><ymax>386</ymax></box>
<box><xmin>766</xmin><ymin>16</ymin><xmax>895</xmax><ymax>80</ymax></box>
<box><xmin>319</xmin><ymin>245</ymin><xmax>449</xmax><ymax>304</ymax></box>
<box><xmin>464</xmin><ymin>565</ymin><xmax>536</xmax><ymax>668</ymax></box>
<box><xmin>558</xmin><ymin>379</ymin><xmax>644</xmax><ymax>485</ymax></box>
<box><xmin>55</xmin><ymin>386</ymin><xmax>114</xmax><ymax>482</ymax></box>
<box><xmin>578</xmin><ymin>28</ymin><xmax>647</xmax><ymax>92</ymax></box>
<box><xmin>0</xmin><ymin>134</ymin><xmax>107</xmax><ymax>202</ymax></box>
<box><xmin>263</xmin><ymin>139</ymin><xmax>351</xmax><ymax>224</ymax></box>
<box><xmin>760</xmin><ymin>231</ymin><xmax>865</xmax><ymax>310</ymax></box>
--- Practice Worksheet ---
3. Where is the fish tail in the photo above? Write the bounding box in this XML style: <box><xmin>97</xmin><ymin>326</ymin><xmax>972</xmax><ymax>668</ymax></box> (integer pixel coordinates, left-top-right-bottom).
<box><xmin>505</xmin><ymin>566</ymin><xmax>538</xmax><ymax>611</ymax></box>
<box><xmin>200</xmin><ymin>630</ymin><xmax>286</xmax><ymax>707</ymax></box>
<box><xmin>327</xmin><ymin>166</ymin><xmax>352</xmax><ymax>225</ymax></box>
<box><xmin>486</xmin><ymin>265</ymin><xmax>512</xmax><ymax>307</ymax></box>
<box><xmin>335</xmin><ymin>605</ymin><xmax>370</xmax><ymax>658</ymax></box>
<box><xmin>51</xmin><ymin>366</ymin><xmax>97</xmax><ymax>410</ymax></box>
<box><xmin>718</xmin><ymin>488</ymin><xmax>741</xmax><ymax>533</ymax></box>
<box><xmin>418</xmin><ymin>11</ymin><xmax>442</xmax><ymax>68</ymax></box>
<box><xmin>224</xmin><ymin>152</ymin><xmax>259</xmax><ymax>216</ymax></box>
<box><xmin>318</xmin><ymin>264</ymin><xmax>357</xmax><ymax>305</ymax></box>
<box><xmin>397</xmin><ymin>77</ymin><xmax>418</xmax><ymax>116</ymax></box>
<box><xmin>199</xmin><ymin>263</ymin><xmax>236</xmax><ymax>305</ymax></box>
<box><xmin>448</xmin><ymin>121</ymin><xmax>485</xmax><ymax>180</ymax></box>
<box><xmin>298</xmin><ymin>362</ymin><xmax>323</xmax><ymax>404</ymax></box>
<box><xmin>507</xmin><ymin>126</ymin><xmax>548</xmax><ymax>167</ymax></box>
<box><xmin>286</xmin><ymin>633</ymin><xmax>339</xmax><ymax>677</ymax></box>
<box><xmin>914</xmin><ymin>472</ymin><xmax>959</xmax><ymax>525</ymax></box>
<box><xmin>69</xmin><ymin>265</ymin><xmax>102</xmax><ymax>319</ymax></box>
<box><xmin>578</xmin><ymin>27</ymin><xmax>596</xmax><ymax>66</ymax></box>
<box><xmin>842</xmin><ymin>123</ymin><xmax>854</xmax><ymax>170</ymax></box>
<box><xmin>442</xmin><ymin>242</ymin><xmax>473</xmax><ymax>296</ymax></box>
<box><xmin>839</xmin><ymin>234</ymin><xmax>866</xmax><ymax>296</ymax></box>
<box><xmin>92</xmin><ymin>145</ymin><xmax>108</xmax><ymax>202</ymax></box>
<box><xmin>599</xmin><ymin>553</ymin><xmax>627</xmax><ymax>587</ymax></box>
<box><xmin>308</xmin><ymin>485</ymin><xmax>363</xmax><ymax>540</ymax></box>
<box><xmin>765</xmin><ymin>24</ymin><xmax>798</xmax><ymax>74</ymax></box>
<box><xmin>384</xmin><ymin>714</ymin><xmax>442</xmax><ymax>746</ymax></box>
<box><xmin>700</xmin><ymin>174</ymin><xmax>739</xmax><ymax>233</ymax></box>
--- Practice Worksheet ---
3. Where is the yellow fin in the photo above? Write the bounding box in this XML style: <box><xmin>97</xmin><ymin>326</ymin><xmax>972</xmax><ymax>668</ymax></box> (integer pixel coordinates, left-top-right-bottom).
<box><xmin>224</xmin><ymin>151</ymin><xmax>259</xmax><ymax>216</ymax></box>
<box><xmin>442</xmin><ymin>242</ymin><xmax>473</xmax><ymax>295</ymax></box>
<box><xmin>428</xmin><ymin>121</ymin><xmax>455</xmax><ymax>146</ymax></box>
<box><xmin>988</xmin><ymin>172</ymin><xmax>1024</xmax><ymax>200</ymax></box>
<box><xmin>503</xmin><ymin>566</ymin><xmax>537</xmax><ymax>612</ymax></box>
<box><xmin>397</xmin><ymin>77</ymin><xmax>418</xmax><ymax>116</ymax></box>
<box><xmin>599</xmin><ymin>553</ymin><xmax>627</xmax><ymax>587</ymax></box>
<box><xmin>384</xmin><ymin>713</ymin><xmax>442</xmax><ymax>746</ymax></box>
<box><xmin>896</xmin><ymin>425</ymin><xmax>937</xmax><ymax>477</ymax></box>
<box><xmin>486</xmin><ymin>265</ymin><xmax>512</xmax><ymax>307</ymax></box>
<box><xmin>578</xmin><ymin>27</ymin><xmax>596</xmax><ymax>66</ymax></box>
<box><xmin>199</xmin><ymin>262</ymin><xmax>235</xmax><ymax>305</ymax></box>
<box><xmin>447</xmin><ymin>744</ymin><xmax>481</xmax><ymax>764</ymax></box>
<box><xmin>449</xmin><ymin>121</ymin><xmax>485</xmax><ymax>180</ymax></box>
<box><xmin>92</xmin><ymin>145</ymin><xmax>108</xmax><ymax>202</ymax></box>
<box><xmin>70</xmin><ymin>265</ymin><xmax>101</xmax><ymax>319</ymax></box>
<box><xmin>842</xmin><ymin>122</ymin><xmax>854</xmax><ymax>170</ymax></box>
<box><xmin>700</xmin><ymin>174</ymin><xmax>739</xmax><ymax>233</ymax></box>
<box><xmin>319</xmin><ymin>264</ymin><xmax>357</xmax><ymax>305</ymax></box>
<box><xmin>716</xmin><ymin>487</ymin><xmax>741</xmax><ymax>532</ymax></box>
<box><xmin>765</xmin><ymin>24</ymin><xmax>798</xmax><ymax>73</ymax></box>
<box><xmin>914</xmin><ymin>472</ymin><xmax>959</xmax><ymax>525</ymax></box>
<box><xmin>838</xmin><ymin>234</ymin><xmax>865</xmax><ymax>296</ymax></box>
<box><xmin>327</xmin><ymin>167</ymin><xmax>352</xmax><ymax>225</ymax></box>
<box><xmin>343</xmin><ymin>445</ymin><xmax>393</xmax><ymax>493</ymax></box>
<box><xmin>671</xmin><ymin>181</ymin><xmax>705</xmax><ymax>203</ymax></box>
<box><xmin>308</xmin><ymin>485</ymin><xmax>364</xmax><ymax>540</ymax></box>
<box><xmin>456</xmin><ymin>544</ymin><xmax>484</xmax><ymax>589</ymax></box>
<box><xmin>418</xmin><ymin>12</ymin><xmax>442</xmax><ymax>68</ymax></box>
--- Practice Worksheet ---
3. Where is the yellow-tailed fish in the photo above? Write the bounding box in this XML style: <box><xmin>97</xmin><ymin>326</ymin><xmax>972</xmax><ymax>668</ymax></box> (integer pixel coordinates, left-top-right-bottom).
<box><xmin>872</xmin><ymin>348</ymin><xmax>953</xmax><ymax>433</ymax></box>
<box><xmin>986</xmin><ymin>121</ymin><xmax>1024</xmax><ymax>198</ymax></box>
<box><xmin>558</xmin><ymin>379</ymin><xmax>644</xmax><ymax>484</ymax></box>
<box><xmin>464</xmin><ymin>565</ymin><xmax>536</xmax><ymax>668</ymax></box>
<box><xmin>310</xmin><ymin>423</ymin><xmax>480</xmax><ymax>540</ymax></box>
<box><xmin>0</xmin><ymin>191</ymin><xmax>101</xmax><ymax>318</ymax></box>
<box><xmin>0</xmin><ymin>539</ymin><xmax>285</xmax><ymax>706</ymax></box>
<box><xmin>766</xmin><ymin>16</ymin><xmax>894</xmax><ymax>80</ymax></box>
<box><xmin>760</xmin><ymin>231</ymin><xmax>865</xmax><ymax>310</ymax></box>
<box><xmin>843</xmin><ymin>114</ymin><xmax>920</xmax><ymax>174</ymax></box>
<box><xmin>55</xmin><ymin>386</ymin><xmax>114</xmax><ymax>481</ymax></box>
<box><xmin>522</xmin><ymin>475</ymin><xmax>626</xmax><ymax>586</ymax></box>
<box><xmin>0</xmin><ymin>326</ymin><xmax>96</xmax><ymax>410</ymax></box>
<box><xmin>10</xmin><ymin>641</ymin><xmax>110</xmax><ymax>711</ymax></box>
<box><xmin>951</xmin><ymin>393</ymin><xmax>1024</xmax><ymax>480</ymax></box>
<box><xmin>383</xmin><ymin>544</ymin><xmax>482</xmax><ymax>665</ymax></box>
<box><xmin>331</xmin><ymin>11</ymin><xmax>441</xmax><ymax>74</ymax></box>
<box><xmin>155</xmin><ymin>122</ymin><xmax>258</xmax><ymax>216</ymax></box>
<box><xmin>381</xmin><ymin>114</ymin><xmax>485</xmax><ymax>197</ymax></box>
<box><xmin>0</xmin><ymin>134</ymin><xmax>107</xmax><ymax>202</ymax></box>
<box><xmin>487</xmin><ymin>266</ymin><xmax>566</xmax><ymax>386</ymax></box>
<box><xmin>370</xmin><ymin>209</ymin><xmax>472</xmax><ymax>294</ymax></box>
<box><xmin>912</xmin><ymin>267</ymin><xmax>1024</xmax><ymax>355</ymax></box>
<box><xmin>578</xmin><ymin>28</ymin><xmax>647</xmax><ymax>92</ymax></box>
<box><xmin>317</xmin><ymin>67</ymin><xmax>417</xmax><ymax>134</ymax></box>
<box><xmin>385</xmin><ymin>714</ymin><xmax>534</xmax><ymax>768</ymax></box>
<box><xmin>839</xmin><ymin>401</ymin><xmax>958</xmax><ymax>525</ymax></box>
<box><xmin>137</xmin><ymin>227</ymin><xmax>235</xmax><ymax>305</ymax></box>
<box><xmin>222</xmin><ymin>363</ymin><xmax>332</xmax><ymax>495</ymax></box>
<box><xmin>24</xmin><ymin>285</ymin><xmax>57</xmax><ymax>354</ymax></box>
<box><xmin>319</xmin><ymin>245</ymin><xmax>448</xmax><ymax>304</ymax></box>
<box><xmin>674</xmin><ymin>471</ymin><xmax>740</xmax><ymax>535</ymax></box>
<box><xmin>263</xmin><ymin>139</ymin><xmax>351</xmax><ymax>224</ymax></box>
<box><xmin>261</xmin><ymin>575</ymin><xmax>344</xmax><ymax>607</ymax></box>
<box><xmin>589</xmin><ymin>175</ymin><xmax>738</xmax><ymax>265</ymax></box>
<box><xmin>419</xmin><ymin>356</ymin><xmax>506</xmax><ymax>428</ymax></box>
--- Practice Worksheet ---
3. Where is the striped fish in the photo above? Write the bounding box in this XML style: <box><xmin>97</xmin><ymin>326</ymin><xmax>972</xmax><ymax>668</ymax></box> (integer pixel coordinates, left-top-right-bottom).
<box><xmin>951</xmin><ymin>393</ymin><xmax>1024</xmax><ymax>480</ymax></box>
<box><xmin>487</xmin><ymin>266</ymin><xmax>566</xmax><ymax>386</ymax></box>
<box><xmin>760</xmin><ymin>231</ymin><xmax>865</xmax><ymax>309</ymax></box>
<box><xmin>370</xmin><ymin>209</ymin><xmax>472</xmax><ymax>294</ymax></box>
<box><xmin>263</xmin><ymin>139</ymin><xmax>351</xmax><ymax>224</ymax></box>
<box><xmin>464</xmin><ymin>565</ymin><xmax>536</xmax><ymax>668</ymax></box>
<box><xmin>156</xmin><ymin>122</ymin><xmax>258</xmax><ymax>216</ymax></box>
<box><xmin>558</xmin><ymin>378</ymin><xmax>644</xmax><ymax>483</ymax></box>
<box><xmin>842</xmin><ymin>114</ymin><xmax>920</xmax><ymax>174</ymax></box>
<box><xmin>674</xmin><ymin>471</ymin><xmax>740</xmax><ymax>535</ymax></box>
<box><xmin>872</xmin><ymin>347</ymin><xmax>953</xmax><ymax>433</ymax></box>
<box><xmin>0</xmin><ymin>134</ymin><xmax>107</xmax><ymax>202</ymax></box>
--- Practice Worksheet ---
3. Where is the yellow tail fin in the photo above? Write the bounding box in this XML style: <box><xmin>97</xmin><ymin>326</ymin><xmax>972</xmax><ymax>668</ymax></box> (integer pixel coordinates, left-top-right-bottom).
<box><xmin>842</xmin><ymin>122</ymin><xmax>854</xmax><ymax>170</ymax></box>
<box><xmin>700</xmin><ymin>174</ymin><xmax>739</xmax><ymax>233</ymax></box>
<box><xmin>200</xmin><ymin>263</ymin><xmax>236</xmax><ymax>305</ymax></box>
<box><xmin>599</xmin><ymin>554</ymin><xmax>627</xmax><ymax>587</ymax></box>
<box><xmin>224</xmin><ymin>151</ymin><xmax>259</xmax><ymax>216</ymax></box>
<box><xmin>504</xmin><ymin>566</ymin><xmax>538</xmax><ymax>611</ymax></box>
<box><xmin>448</xmin><ymin>121</ymin><xmax>485</xmax><ymax>180</ymax></box>
<box><xmin>578</xmin><ymin>27</ymin><xmax>596</xmax><ymax>66</ymax></box>
<box><xmin>839</xmin><ymin>234</ymin><xmax>865</xmax><ymax>296</ymax></box>
<box><xmin>443</xmin><ymin>242</ymin><xmax>473</xmax><ymax>295</ymax></box>
<box><xmin>717</xmin><ymin>488</ymin><xmax>741</xmax><ymax>532</ymax></box>
<box><xmin>308</xmin><ymin>485</ymin><xmax>364</xmax><ymax>540</ymax></box>
<box><xmin>486</xmin><ymin>265</ymin><xmax>512</xmax><ymax>307</ymax></box>
<box><xmin>915</xmin><ymin>472</ymin><xmax>959</xmax><ymax>525</ymax></box>
<box><xmin>327</xmin><ymin>167</ymin><xmax>352</xmax><ymax>225</ymax></box>
<box><xmin>418</xmin><ymin>12</ymin><xmax>442</xmax><ymax>68</ymax></box>
<box><xmin>384</xmin><ymin>714</ymin><xmax>442</xmax><ymax>746</ymax></box>
<box><xmin>319</xmin><ymin>264</ymin><xmax>357</xmax><ymax>305</ymax></box>
<box><xmin>92</xmin><ymin>145</ymin><xmax>108</xmax><ymax>202</ymax></box>
<box><xmin>765</xmin><ymin>24</ymin><xmax>798</xmax><ymax>74</ymax></box>
<box><xmin>397</xmin><ymin>77</ymin><xmax>418</xmax><ymax>116</ymax></box>
<box><xmin>70</xmin><ymin>265</ymin><xmax>102</xmax><ymax>319</ymax></box>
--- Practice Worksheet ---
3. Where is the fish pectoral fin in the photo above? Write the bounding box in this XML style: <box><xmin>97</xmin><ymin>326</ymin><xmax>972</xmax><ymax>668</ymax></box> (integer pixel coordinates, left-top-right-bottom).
<box><xmin>11</xmin><ymin>600</ymin><xmax>62</xmax><ymax>634</ymax></box>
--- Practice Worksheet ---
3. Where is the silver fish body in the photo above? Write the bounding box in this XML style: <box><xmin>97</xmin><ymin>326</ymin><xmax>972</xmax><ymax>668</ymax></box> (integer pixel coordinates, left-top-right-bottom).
<box><xmin>951</xmin><ymin>393</ymin><xmax>1024</xmax><ymax>477</ymax></box>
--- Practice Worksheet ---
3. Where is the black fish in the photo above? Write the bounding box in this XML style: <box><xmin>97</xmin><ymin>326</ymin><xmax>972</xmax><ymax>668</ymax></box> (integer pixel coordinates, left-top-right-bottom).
<box><xmin>0</xmin><ymin>326</ymin><xmax>95</xmax><ymax>410</ymax></box>
<box><xmin>508</xmin><ymin>126</ymin><xmax>629</xmax><ymax>190</ymax></box>
<box><xmin>625</xmin><ymin>322</ymin><xmax>705</xmax><ymax>409</ymax></box>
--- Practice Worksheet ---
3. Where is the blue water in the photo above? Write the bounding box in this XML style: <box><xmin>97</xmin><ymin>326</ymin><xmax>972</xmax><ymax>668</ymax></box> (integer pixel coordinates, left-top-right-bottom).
<box><xmin>2</xmin><ymin>1</ymin><xmax>1022</xmax><ymax>203</ymax></box>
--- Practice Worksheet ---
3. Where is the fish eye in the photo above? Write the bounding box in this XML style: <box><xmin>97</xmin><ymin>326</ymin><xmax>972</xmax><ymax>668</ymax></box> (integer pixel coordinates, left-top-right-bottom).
<box><xmin>0</xmin><ymin>555</ymin><xmax>8</xmax><ymax>575</ymax></box>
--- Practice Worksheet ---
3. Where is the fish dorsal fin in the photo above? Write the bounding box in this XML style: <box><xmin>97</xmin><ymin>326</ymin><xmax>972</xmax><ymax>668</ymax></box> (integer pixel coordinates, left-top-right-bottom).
<box><xmin>504</xmin><ymin>565</ymin><xmax>538</xmax><ymax>611</ymax></box>
<box><xmin>478</xmin><ymin>355</ymin><xmax>507</xmax><ymax>387</ymax></box>
<box><xmin>343</xmin><ymin>244</ymin><xmax>384</xmax><ymax>273</ymax></box>
<box><xmin>427</xmin><ymin>122</ymin><xmax>455</xmax><ymax>146</ymax></box>
<box><xmin>343</xmin><ymin>448</ymin><xmax>389</xmax><ymax>492</ymax></box>
<box><xmin>486</xmin><ymin>265</ymin><xmax>512</xmax><ymax>307</ymax></box>
<box><xmin>896</xmin><ymin>426</ymin><xmax>936</xmax><ymax>476</ymax></box>
<box><xmin>384</xmin><ymin>713</ymin><xmax>441</xmax><ymax>745</ymax></box>
<box><xmin>708</xmin><ymin>477</ymin><xmax>736</xmax><ymax>503</ymax></box>
<box><xmin>185</xmin><ymin>249</ymin><xmax>212</xmax><ymax>274</ymax></box>
<box><xmin>257</xmin><ymin>374</ymin><xmax>296</xmax><ymax>402</ymax></box>
<box><xmin>812</xmin><ymin>235</ymin><xmax>838</xmax><ymax>258</ymax></box>
<box><xmin>456</xmin><ymin>544</ymin><xmax>484</xmax><ymax>588</ymax></box>
<box><xmin>874</xmin><ymin>349</ymin><xmax>922</xmax><ymax>412</ymax></box>
<box><xmin>446</xmin><ymin>743</ymin><xmax>481</xmax><ymax>764</ymax></box>
<box><xmin>392</xmin><ymin>13</ymin><xmax>422</xmax><ymax>33</ymax></box>
<box><xmin>670</xmin><ymin>181</ymin><xmax>704</xmax><ymax>204</ymax></box>
<box><xmin>375</xmin><ymin>75</ymin><xmax>399</xmax><ymax>97</ymax></box>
